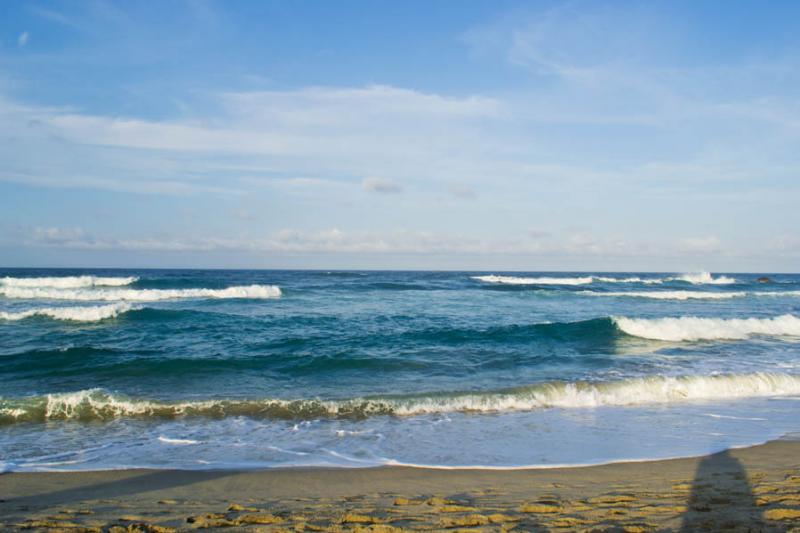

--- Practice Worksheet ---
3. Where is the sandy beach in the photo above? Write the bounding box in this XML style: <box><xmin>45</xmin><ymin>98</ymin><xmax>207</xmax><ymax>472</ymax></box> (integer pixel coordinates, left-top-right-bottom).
<box><xmin>2</xmin><ymin>439</ymin><xmax>799</xmax><ymax>532</ymax></box>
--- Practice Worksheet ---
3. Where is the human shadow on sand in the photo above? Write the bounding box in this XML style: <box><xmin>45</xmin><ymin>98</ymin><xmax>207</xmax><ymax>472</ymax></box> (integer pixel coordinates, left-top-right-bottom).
<box><xmin>680</xmin><ymin>449</ymin><xmax>767</xmax><ymax>532</ymax></box>
<box><xmin>0</xmin><ymin>470</ymin><xmax>235</xmax><ymax>512</ymax></box>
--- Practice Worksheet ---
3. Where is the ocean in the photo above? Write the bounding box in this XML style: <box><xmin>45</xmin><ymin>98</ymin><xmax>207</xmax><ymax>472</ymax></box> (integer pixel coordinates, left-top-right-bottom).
<box><xmin>1</xmin><ymin>269</ymin><xmax>800</xmax><ymax>472</ymax></box>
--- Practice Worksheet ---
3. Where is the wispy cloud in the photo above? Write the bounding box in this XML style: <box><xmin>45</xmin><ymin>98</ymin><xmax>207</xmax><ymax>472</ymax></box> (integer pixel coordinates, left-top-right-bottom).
<box><xmin>17</xmin><ymin>31</ymin><xmax>29</xmax><ymax>47</ymax></box>
<box><xmin>21</xmin><ymin>225</ymin><xmax>744</xmax><ymax>260</ymax></box>
<box><xmin>5</xmin><ymin>77</ymin><xmax>796</xmax><ymax>200</ymax></box>
<box><xmin>0</xmin><ymin>84</ymin><xmax>506</xmax><ymax>196</ymax></box>
<box><xmin>28</xmin><ymin>6</ymin><xmax>78</xmax><ymax>27</ymax></box>
<box><xmin>3</xmin><ymin>0</ymin><xmax>800</xmax><ymax>269</ymax></box>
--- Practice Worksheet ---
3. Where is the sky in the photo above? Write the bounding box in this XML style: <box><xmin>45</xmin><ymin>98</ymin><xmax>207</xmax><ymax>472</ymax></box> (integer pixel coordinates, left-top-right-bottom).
<box><xmin>1</xmin><ymin>0</ymin><xmax>799</xmax><ymax>271</ymax></box>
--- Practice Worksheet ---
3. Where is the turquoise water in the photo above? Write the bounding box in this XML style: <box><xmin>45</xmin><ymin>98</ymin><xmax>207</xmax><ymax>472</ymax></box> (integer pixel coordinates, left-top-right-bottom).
<box><xmin>2</xmin><ymin>269</ymin><xmax>800</xmax><ymax>471</ymax></box>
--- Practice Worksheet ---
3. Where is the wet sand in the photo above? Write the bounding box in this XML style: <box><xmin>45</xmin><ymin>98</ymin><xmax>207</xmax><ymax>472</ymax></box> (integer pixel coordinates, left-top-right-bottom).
<box><xmin>2</xmin><ymin>439</ymin><xmax>800</xmax><ymax>532</ymax></box>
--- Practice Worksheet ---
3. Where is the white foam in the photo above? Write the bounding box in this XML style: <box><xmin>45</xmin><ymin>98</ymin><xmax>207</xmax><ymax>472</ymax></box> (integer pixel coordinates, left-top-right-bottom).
<box><xmin>754</xmin><ymin>291</ymin><xmax>800</xmax><ymax>297</ymax></box>
<box><xmin>585</xmin><ymin>290</ymin><xmax>800</xmax><ymax>300</ymax></box>
<box><xmin>389</xmin><ymin>373</ymin><xmax>800</xmax><ymax>414</ymax></box>
<box><xmin>704</xmin><ymin>413</ymin><xmax>767</xmax><ymax>421</ymax></box>
<box><xmin>587</xmin><ymin>291</ymin><xmax>745</xmax><ymax>300</ymax></box>
<box><xmin>158</xmin><ymin>436</ymin><xmax>199</xmax><ymax>445</ymax></box>
<box><xmin>1</xmin><ymin>407</ymin><xmax>27</xmax><ymax>418</ymax></box>
<box><xmin>473</xmin><ymin>275</ymin><xmax>594</xmax><ymax>285</ymax></box>
<box><xmin>267</xmin><ymin>445</ymin><xmax>311</xmax><ymax>456</ymax></box>
<box><xmin>475</xmin><ymin>275</ymin><xmax>663</xmax><ymax>285</ymax></box>
<box><xmin>19</xmin><ymin>460</ymin><xmax>82</xmax><ymax>467</ymax></box>
<box><xmin>6</xmin><ymin>372</ymin><xmax>800</xmax><ymax>423</ymax></box>
<box><xmin>39</xmin><ymin>389</ymin><xmax>176</xmax><ymax>420</ymax></box>
<box><xmin>613</xmin><ymin>314</ymin><xmax>800</xmax><ymax>341</ymax></box>
<box><xmin>474</xmin><ymin>272</ymin><xmax>737</xmax><ymax>286</ymax></box>
<box><xmin>669</xmin><ymin>272</ymin><xmax>736</xmax><ymax>285</ymax></box>
<box><xmin>593</xmin><ymin>276</ymin><xmax>663</xmax><ymax>284</ymax></box>
<box><xmin>0</xmin><ymin>276</ymin><xmax>138</xmax><ymax>288</ymax></box>
<box><xmin>0</xmin><ymin>303</ymin><xmax>135</xmax><ymax>322</ymax></box>
<box><xmin>0</xmin><ymin>284</ymin><xmax>282</xmax><ymax>301</ymax></box>
<box><xmin>335</xmin><ymin>429</ymin><xmax>374</xmax><ymax>437</ymax></box>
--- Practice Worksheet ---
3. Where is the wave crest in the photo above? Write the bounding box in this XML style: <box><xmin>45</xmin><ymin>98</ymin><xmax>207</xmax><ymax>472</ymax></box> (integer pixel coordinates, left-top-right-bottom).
<box><xmin>474</xmin><ymin>272</ymin><xmax>736</xmax><ymax>286</ymax></box>
<box><xmin>588</xmin><ymin>291</ymin><xmax>745</xmax><ymax>300</ymax></box>
<box><xmin>473</xmin><ymin>275</ymin><xmax>594</xmax><ymax>285</ymax></box>
<box><xmin>3</xmin><ymin>372</ymin><xmax>800</xmax><ymax>424</ymax></box>
<box><xmin>593</xmin><ymin>276</ymin><xmax>663</xmax><ymax>284</ymax></box>
<box><xmin>0</xmin><ymin>276</ymin><xmax>138</xmax><ymax>288</ymax></box>
<box><xmin>613</xmin><ymin>314</ymin><xmax>800</xmax><ymax>341</ymax></box>
<box><xmin>0</xmin><ymin>303</ymin><xmax>135</xmax><ymax>322</ymax></box>
<box><xmin>669</xmin><ymin>272</ymin><xmax>736</xmax><ymax>285</ymax></box>
<box><xmin>0</xmin><ymin>284</ymin><xmax>282</xmax><ymax>302</ymax></box>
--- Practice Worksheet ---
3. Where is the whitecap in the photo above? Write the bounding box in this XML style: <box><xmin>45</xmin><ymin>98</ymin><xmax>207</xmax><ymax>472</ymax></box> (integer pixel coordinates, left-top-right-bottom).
<box><xmin>0</xmin><ymin>284</ymin><xmax>281</xmax><ymax>302</ymax></box>
<box><xmin>668</xmin><ymin>272</ymin><xmax>736</xmax><ymax>284</ymax></box>
<box><xmin>0</xmin><ymin>303</ymin><xmax>135</xmax><ymax>322</ymax></box>
<box><xmin>473</xmin><ymin>275</ymin><xmax>594</xmax><ymax>285</ymax></box>
<box><xmin>157</xmin><ymin>436</ymin><xmax>199</xmax><ymax>445</ymax></box>
<box><xmin>613</xmin><ymin>314</ymin><xmax>800</xmax><ymax>341</ymax></box>
<box><xmin>586</xmin><ymin>291</ymin><xmax>745</xmax><ymax>300</ymax></box>
<box><xmin>0</xmin><ymin>276</ymin><xmax>137</xmax><ymax>288</ymax></box>
<box><xmin>5</xmin><ymin>372</ymin><xmax>800</xmax><ymax>422</ymax></box>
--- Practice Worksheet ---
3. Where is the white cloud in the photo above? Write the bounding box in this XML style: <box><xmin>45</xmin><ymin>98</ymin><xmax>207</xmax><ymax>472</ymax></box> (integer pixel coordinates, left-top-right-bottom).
<box><xmin>22</xmin><ymin>225</ymin><xmax>738</xmax><ymax>261</ymax></box>
<box><xmin>1</xmin><ymin>53</ymin><xmax>799</xmax><ymax>269</ymax></box>
<box><xmin>2</xmin><ymin>76</ymin><xmax>797</xmax><ymax>203</ymax></box>
<box><xmin>0</xmin><ymin>84</ymin><xmax>516</xmax><ymax>197</ymax></box>
<box><xmin>31</xmin><ymin>226</ymin><xmax>85</xmax><ymax>245</ymax></box>
<box><xmin>29</xmin><ymin>6</ymin><xmax>78</xmax><ymax>27</ymax></box>
<box><xmin>222</xmin><ymin>85</ymin><xmax>502</xmax><ymax>123</ymax></box>
<box><xmin>17</xmin><ymin>31</ymin><xmax>29</xmax><ymax>47</ymax></box>
<box><xmin>362</xmin><ymin>177</ymin><xmax>402</xmax><ymax>194</ymax></box>
<box><xmin>40</xmin><ymin>85</ymin><xmax>502</xmax><ymax>158</ymax></box>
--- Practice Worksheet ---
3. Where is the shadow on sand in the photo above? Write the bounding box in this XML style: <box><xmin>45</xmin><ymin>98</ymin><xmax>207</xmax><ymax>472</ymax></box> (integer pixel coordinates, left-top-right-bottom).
<box><xmin>681</xmin><ymin>449</ymin><xmax>768</xmax><ymax>532</ymax></box>
<box><xmin>0</xmin><ymin>449</ymin><xmax>788</xmax><ymax>531</ymax></box>
<box><xmin>0</xmin><ymin>470</ymin><xmax>235</xmax><ymax>510</ymax></box>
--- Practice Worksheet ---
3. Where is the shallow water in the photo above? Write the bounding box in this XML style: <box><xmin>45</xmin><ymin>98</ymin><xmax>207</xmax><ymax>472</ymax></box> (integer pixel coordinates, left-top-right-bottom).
<box><xmin>2</xmin><ymin>269</ymin><xmax>800</xmax><ymax>471</ymax></box>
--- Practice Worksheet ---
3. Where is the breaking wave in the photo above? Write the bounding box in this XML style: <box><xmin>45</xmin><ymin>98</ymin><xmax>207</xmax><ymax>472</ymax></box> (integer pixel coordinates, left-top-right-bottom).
<box><xmin>668</xmin><ymin>272</ymin><xmax>737</xmax><ymax>284</ymax></box>
<box><xmin>158</xmin><ymin>436</ymin><xmax>199</xmax><ymax>445</ymax></box>
<box><xmin>587</xmin><ymin>291</ymin><xmax>746</xmax><ymax>300</ymax></box>
<box><xmin>0</xmin><ymin>276</ymin><xmax>138</xmax><ymax>289</ymax></box>
<box><xmin>613</xmin><ymin>314</ymin><xmax>800</xmax><ymax>341</ymax></box>
<box><xmin>0</xmin><ymin>303</ymin><xmax>135</xmax><ymax>322</ymax></box>
<box><xmin>3</xmin><ymin>372</ymin><xmax>800</xmax><ymax>424</ymax></box>
<box><xmin>473</xmin><ymin>273</ymin><xmax>735</xmax><ymax>286</ymax></box>
<box><xmin>473</xmin><ymin>275</ymin><xmax>595</xmax><ymax>285</ymax></box>
<box><xmin>593</xmin><ymin>276</ymin><xmax>663</xmax><ymax>284</ymax></box>
<box><xmin>754</xmin><ymin>291</ymin><xmax>800</xmax><ymax>297</ymax></box>
<box><xmin>0</xmin><ymin>284</ymin><xmax>282</xmax><ymax>302</ymax></box>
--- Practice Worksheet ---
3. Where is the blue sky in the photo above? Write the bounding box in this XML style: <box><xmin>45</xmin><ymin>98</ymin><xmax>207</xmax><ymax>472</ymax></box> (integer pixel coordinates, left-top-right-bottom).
<box><xmin>1</xmin><ymin>0</ymin><xmax>799</xmax><ymax>271</ymax></box>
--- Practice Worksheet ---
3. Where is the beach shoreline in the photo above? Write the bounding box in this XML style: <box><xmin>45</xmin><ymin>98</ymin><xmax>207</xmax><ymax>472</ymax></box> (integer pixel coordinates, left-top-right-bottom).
<box><xmin>3</xmin><ymin>439</ymin><xmax>799</xmax><ymax>531</ymax></box>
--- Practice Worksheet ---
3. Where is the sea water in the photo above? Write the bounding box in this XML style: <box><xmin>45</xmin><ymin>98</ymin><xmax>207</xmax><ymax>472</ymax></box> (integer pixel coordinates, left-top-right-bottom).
<box><xmin>2</xmin><ymin>269</ymin><xmax>800</xmax><ymax>471</ymax></box>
